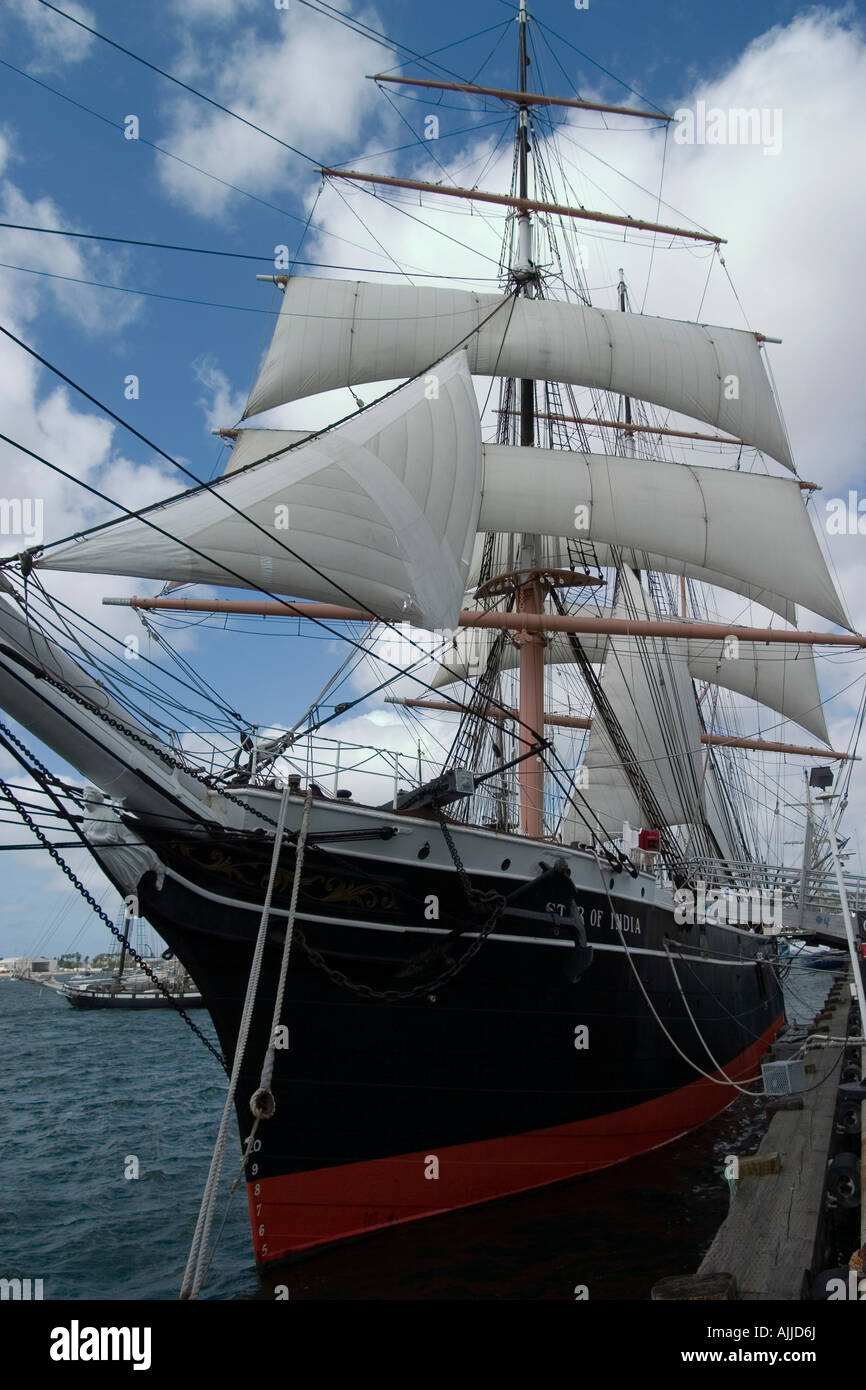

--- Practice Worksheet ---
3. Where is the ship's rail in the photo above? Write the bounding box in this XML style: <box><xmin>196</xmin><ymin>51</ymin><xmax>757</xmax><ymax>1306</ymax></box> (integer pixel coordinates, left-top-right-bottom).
<box><xmin>211</xmin><ymin>732</ymin><xmax>864</xmax><ymax>918</ymax></box>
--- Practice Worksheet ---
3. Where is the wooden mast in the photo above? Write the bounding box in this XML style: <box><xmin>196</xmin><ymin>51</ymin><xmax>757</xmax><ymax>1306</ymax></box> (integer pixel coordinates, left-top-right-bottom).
<box><xmin>513</xmin><ymin>0</ymin><xmax>545</xmax><ymax>840</ymax></box>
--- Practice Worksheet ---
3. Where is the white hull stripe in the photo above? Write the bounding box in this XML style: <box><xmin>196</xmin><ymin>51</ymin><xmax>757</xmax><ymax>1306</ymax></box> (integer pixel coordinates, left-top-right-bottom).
<box><xmin>160</xmin><ymin>866</ymin><xmax>762</xmax><ymax>969</ymax></box>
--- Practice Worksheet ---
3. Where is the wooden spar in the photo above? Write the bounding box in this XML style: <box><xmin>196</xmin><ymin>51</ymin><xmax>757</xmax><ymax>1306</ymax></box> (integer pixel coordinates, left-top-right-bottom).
<box><xmin>114</xmin><ymin>597</ymin><xmax>371</xmax><ymax>621</ymax></box>
<box><xmin>320</xmin><ymin>168</ymin><xmax>725</xmax><ymax>245</ymax></box>
<box><xmin>389</xmin><ymin>697</ymin><xmax>855</xmax><ymax>761</ymax></box>
<box><xmin>703</xmin><ymin>733</ymin><xmax>853</xmax><ymax>759</ymax></box>
<box><xmin>368</xmin><ymin>74</ymin><xmax>673</xmax><ymax>123</ymax></box>
<box><xmin>391</xmin><ymin>695</ymin><xmax>591</xmax><ymax>734</ymax></box>
<box><xmin>214</xmin><ymin>416</ymin><xmax>817</xmax><ymax>489</ymax></box>
<box><xmin>455</xmin><ymin>610</ymin><xmax>866</xmax><ymax>647</ymax></box>
<box><xmin>503</xmin><ymin>413</ymin><xmax>818</xmax><ymax>483</ymax></box>
<box><xmin>506</xmin><ymin>410</ymin><xmax>745</xmax><ymax>447</ymax></box>
<box><xmin>114</xmin><ymin>596</ymin><xmax>866</xmax><ymax>648</ymax></box>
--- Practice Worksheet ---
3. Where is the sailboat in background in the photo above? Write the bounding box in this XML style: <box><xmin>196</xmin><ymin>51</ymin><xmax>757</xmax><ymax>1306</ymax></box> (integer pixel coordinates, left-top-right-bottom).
<box><xmin>0</xmin><ymin>2</ymin><xmax>862</xmax><ymax>1270</ymax></box>
<box><xmin>58</xmin><ymin>901</ymin><xmax>204</xmax><ymax>1010</ymax></box>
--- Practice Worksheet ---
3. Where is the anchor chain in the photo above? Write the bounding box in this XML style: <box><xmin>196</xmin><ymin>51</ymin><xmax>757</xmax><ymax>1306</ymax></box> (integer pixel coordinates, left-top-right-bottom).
<box><xmin>295</xmin><ymin>810</ymin><xmax>507</xmax><ymax>1001</ymax></box>
<box><xmin>0</xmin><ymin>748</ymin><xmax>226</xmax><ymax>1071</ymax></box>
<box><xmin>4</xmin><ymin>654</ymin><xmax>282</xmax><ymax>829</ymax></box>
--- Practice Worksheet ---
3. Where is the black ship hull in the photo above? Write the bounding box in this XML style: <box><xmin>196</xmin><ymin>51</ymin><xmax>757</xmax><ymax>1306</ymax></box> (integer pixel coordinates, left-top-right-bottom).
<box><xmin>125</xmin><ymin>810</ymin><xmax>784</xmax><ymax>1263</ymax></box>
<box><xmin>61</xmin><ymin>986</ymin><xmax>205</xmax><ymax>1009</ymax></box>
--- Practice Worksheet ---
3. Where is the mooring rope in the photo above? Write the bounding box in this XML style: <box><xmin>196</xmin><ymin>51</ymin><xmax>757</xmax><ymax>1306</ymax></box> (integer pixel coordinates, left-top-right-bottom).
<box><xmin>179</xmin><ymin>782</ymin><xmax>306</xmax><ymax>1299</ymax></box>
<box><xmin>591</xmin><ymin>849</ymin><xmax>767</xmax><ymax>1091</ymax></box>
<box><xmin>253</xmin><ymin>789</ymin><xmax>314</xmax><ymax>1110</ymax></box>
<box><xmin>662</xmin><ymin>941</ymin><xmax>767</xmax><ymax>1095</ymax></box>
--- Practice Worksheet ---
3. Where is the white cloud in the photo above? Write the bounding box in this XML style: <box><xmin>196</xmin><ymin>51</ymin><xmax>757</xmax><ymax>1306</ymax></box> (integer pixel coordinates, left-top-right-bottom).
<box><xmin>155</xmin><ymin>4</ymin><xmax>395</xmax><ymax>219</ymax></box>
<box><xmin>0</xmin><ymin>181</ymin><xmax>142</xmax><ymax>334</ymax></box>
<box><xmin>192</xmin><ymin>356</ymin><xmax>248</xmax><ymax>431</ymax></box>
<box><xmin>5</xmin><ymin>0</ymin><xmax>95</xmax><ymax>70</ymax></box>
<box><xmin>0</xmin><ymin>194</ymin><xmax>173</xmax><ymax>625</ymax></box>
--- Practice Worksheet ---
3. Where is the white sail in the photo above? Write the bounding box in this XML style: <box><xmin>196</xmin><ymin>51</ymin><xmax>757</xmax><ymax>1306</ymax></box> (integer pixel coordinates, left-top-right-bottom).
<box><xmin>700</xmin><ymin>750</ymin><xmax>744</xmax><ymax>863</ymax></box>
<box><xmin>207</xmin><ymin>433</ymin><xmax>840</xmax><ymax>627</ymax></box>
<box><xmin>567</xmin><ymin>568</ymin><xmax>712</xmax><ymax>840</ymax></box>
<box><xmin>685</xmin><ymin>636</ymin><xmax>829</xmax><ymax>744</ymax></box>
<box><xmin>223</xmin><ymin>437</ymin><xmax>798</xmax><ymax>624</ymax></box>
<box><xmin>245</xmin><ymin>277</ymin><xmax>794</xmax><ymax>469</ymax></box>
<box><xmin>430</xmin><ymin>624</ymin><xmax>829</xmax><ymax>744</ymax></box>
<box><xmin>38</xmin><ymin>353</ymin><xmax>483</xmax><ymax>631</ymax></box>
<box><xmin>479</xmin><ymin>448</ymin><xmax>848</xmax><ymax>629</ymax></box>
<box><xmin>588</xmin><ymin>547</ymin><xmax>796</xmax><ymax>627</ymax></box>
<box><xmin>222</xmin><ymin>429</ymin><xmax>313</xmax><ymax>474</ymax></box>
<box><xmin>441</xmin><ymin>531</ymin><xmax>796</xmax><ymax>625</ymax></box>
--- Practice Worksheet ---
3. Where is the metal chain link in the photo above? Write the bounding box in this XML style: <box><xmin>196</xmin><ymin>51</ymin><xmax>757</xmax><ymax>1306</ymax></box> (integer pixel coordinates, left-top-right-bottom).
<box><xmin>5</xmin><ymin>665</ymin><xmax>510</xmax><ymax>1005</ymax></box>
<box><xmin>0</xmin><ymin>714</ymin><xmax>64</xmax><ymax>787</ymax></box>
<box><xmin>294</xmin><ymin>809</ymin><xmax>507</xmax><ymax>1001</ymax></box>
<box><xmin>294</xmin><ymin>908</ymin><xmax>504</xmax><ymax>1002</ymax></box>
<box><xmin>0</xmin><ymin>769</ymin><xmax>227</xmax><ymax>1071</ymax></box>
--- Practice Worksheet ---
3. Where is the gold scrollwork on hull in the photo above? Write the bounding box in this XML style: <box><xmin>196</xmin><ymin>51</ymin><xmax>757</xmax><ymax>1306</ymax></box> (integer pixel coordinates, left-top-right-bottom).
<box><xmin>301</xmin><ymin>875</ymin><xmax>399</xmax><ymax>912</ymax></box>
<box><xmin>170</xmin><ymin>842</ymin><xmax>400</xmax><ymax>914</ymax></box>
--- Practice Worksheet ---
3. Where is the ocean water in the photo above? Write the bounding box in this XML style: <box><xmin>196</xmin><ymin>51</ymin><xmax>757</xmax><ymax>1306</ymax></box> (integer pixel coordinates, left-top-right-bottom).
<box><xmin>0</xmin><ymin>962</ymin><xmax>837</xmax><ymax>1301</ymax></box>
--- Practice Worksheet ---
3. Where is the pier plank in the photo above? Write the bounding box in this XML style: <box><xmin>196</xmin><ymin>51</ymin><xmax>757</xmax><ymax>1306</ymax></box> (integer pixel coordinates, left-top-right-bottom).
<box><xmin>696</xmin><ymin>993</ymin><xmax>852</xmax><ymax>1300</ymax></box>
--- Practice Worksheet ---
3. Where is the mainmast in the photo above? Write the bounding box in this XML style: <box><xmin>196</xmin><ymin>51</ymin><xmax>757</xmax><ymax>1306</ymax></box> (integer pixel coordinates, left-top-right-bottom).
<box><xmin>512</xmin><ymin>0</ymin><xmax>546</xmax><ymax>840</ymax></box>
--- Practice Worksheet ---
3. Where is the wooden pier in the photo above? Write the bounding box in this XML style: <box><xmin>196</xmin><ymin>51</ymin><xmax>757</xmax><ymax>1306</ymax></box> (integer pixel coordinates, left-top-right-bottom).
<box><xmin>653</xmin><ymin>976</ymin><xmax>862</xmax><ymax>1301</ymax></box>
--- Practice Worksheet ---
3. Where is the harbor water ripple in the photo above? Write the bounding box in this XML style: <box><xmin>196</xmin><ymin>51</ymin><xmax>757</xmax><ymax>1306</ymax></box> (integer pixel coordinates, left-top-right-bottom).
<box><xmin>0</xmin><ymin>963</ymin><xmax>836</xmax><ymax>1300</ymax></box>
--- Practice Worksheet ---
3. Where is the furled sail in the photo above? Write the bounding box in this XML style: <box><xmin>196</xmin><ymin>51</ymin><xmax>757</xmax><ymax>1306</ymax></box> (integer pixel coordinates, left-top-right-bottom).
<box><xmin>245</xmin><ymin>276</ymin><xmax>794</xmax><ymax>469</ymax></box>
<box><xmin>37</xmin><ymin>352</ymin><xmax>483</xmax><ymax>631</ymax></box>
<box><xmin>479</xmin><ymin>449</ymin><xmax>848</xmax><ymax>629</ymax></box>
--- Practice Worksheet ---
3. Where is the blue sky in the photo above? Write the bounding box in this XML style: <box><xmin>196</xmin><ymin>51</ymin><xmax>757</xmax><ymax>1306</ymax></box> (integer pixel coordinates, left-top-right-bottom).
<box><xmin>1</xmin><ymin>0</ymin><xmax>865</xmax><ymax>957</ymax></box>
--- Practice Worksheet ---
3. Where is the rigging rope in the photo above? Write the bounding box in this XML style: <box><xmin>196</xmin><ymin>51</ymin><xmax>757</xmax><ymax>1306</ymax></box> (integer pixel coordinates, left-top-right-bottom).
<box><xmin>179</xmin><ymin>781</ymin><xmax>302</xmax><ymax>1300</ymax></box>
<box><xmin>252</xmin><ymin>791</ymin><xmax>315</xmax><ymax>1112</ymax></box>
<box><xmin>591</xmin><ymin>848</ymin><xmax>766</xmax><ymax>1090</ymax></box>
<box><xmin>0</xmin><ymin>723</ymin><xmax>225</xmax><ymax>1068</ymax></box>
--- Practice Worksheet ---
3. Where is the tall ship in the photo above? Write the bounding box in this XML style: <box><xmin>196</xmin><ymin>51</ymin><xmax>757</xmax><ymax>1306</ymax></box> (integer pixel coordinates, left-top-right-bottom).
<box><xmin>0</xmin><ymin>2</ymin><xmax>862</xmax><ymax>1282</ymax></box>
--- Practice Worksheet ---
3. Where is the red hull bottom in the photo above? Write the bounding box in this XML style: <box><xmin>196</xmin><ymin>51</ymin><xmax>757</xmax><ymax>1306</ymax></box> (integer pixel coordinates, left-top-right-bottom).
<box><xmin>247</xmin><ymin>1016</ymin><xmax>783</xmax><ymax>1263</ymax></box>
